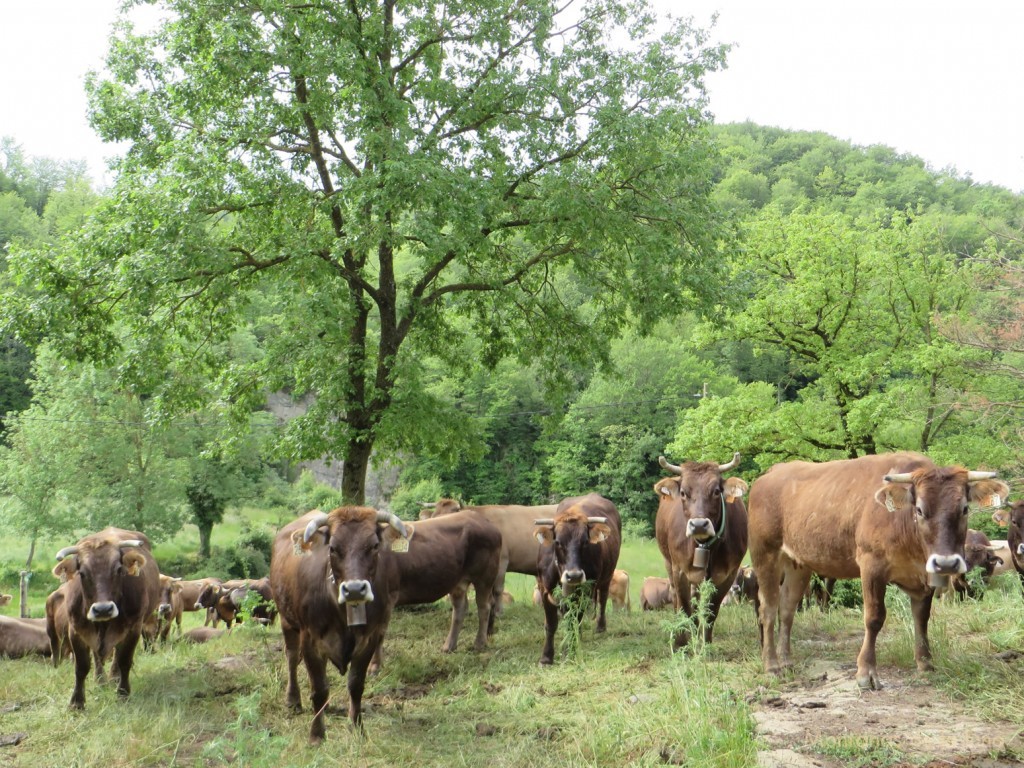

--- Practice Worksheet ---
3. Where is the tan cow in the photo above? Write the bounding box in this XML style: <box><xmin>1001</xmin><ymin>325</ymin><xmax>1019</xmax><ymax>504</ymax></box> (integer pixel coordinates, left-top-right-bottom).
<box><xmin>0</xmin><ymin>615</ymin><xmax>51</xmax><ymax>658</ymax></box>
<box><xmin>0</xmin><ymin>594</ymin><xmax>12</xmax><ymax>607</ymax></box>
<box><xmin>156</xmin><ymin>575</ymin><xmax>184</xmax><ymax>641</ymax></box>
<box><xmin>640</xmin><ymin>577</ymin><xmax>672</xmax><ymax>611</ymax></box>
<box><xmin>45</xmin><ymin>582</ymin><xmax>73</xmax><ymax>666</ymax></box>
<box><xmin>609</xmin><ymin>569</ymin><xmax>631</xmax><ymax>612</ymax></box>
<box><xmin>748</xmin><ymin>452</ymin><xmax>1008</xmax><ymax>690</ymax></box>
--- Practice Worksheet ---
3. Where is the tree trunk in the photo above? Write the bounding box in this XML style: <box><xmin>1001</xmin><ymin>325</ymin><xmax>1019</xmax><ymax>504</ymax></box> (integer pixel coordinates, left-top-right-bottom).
<box><xmin>341</xmin><ymin>439</ymin><xmax>373</xmax><ymax>506</ymax></box>
<box><xmin>198</xmin><ymin>523</ymin><xmax>213</xmax><ymax>559</ymax></box>
<box><xmin>24</xmin><ymin>535</ymin><xmax>36</xmax><ymax>570</ymax></box>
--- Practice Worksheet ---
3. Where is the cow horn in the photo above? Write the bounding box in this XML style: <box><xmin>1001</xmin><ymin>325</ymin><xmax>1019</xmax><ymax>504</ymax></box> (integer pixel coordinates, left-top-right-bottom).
<box><xmin>719</xmin><ymin>452</ymin><xmax>741</xmax><ymax>471</ymax></box>
<box><xmin>303</xmin><ymin>512</ymin><xmax>331</xmax><ymax>543</ymax></box>
<box><xmin>659</xmin><ymin>456</ymin><xmax>682</xmax><ymax>474</ymax></box>
<box><xmin>376</xmin><ymin>510</ymin><xmax>409</xmax><ymax>538</ymax></box>
<box><xmin>119</xmin><ymin>539</ymin><xmax>144</xmax><ymax>549</ymax></box>
<box><xmin>884</xmin><ymin>472</ymin><xmax>914</xmax><ymax>483</ymax></box>
<box><xmin>586</xmin><ymin>517</ymin><xmax>608</xmax><ymax>524</ymax></box>
<box><xmin>534</xmin><ymin>519</ymin><xmax>555</xmax><ymax>526</ymax></box>
<box><xmin>418</xmin><ymin>501</ymin><xmax>436</xmax><ymax>508</ymax></box>
<box><xmin>55</xmin><ymin>546</ymin><xmax>79</xmax><ymax>561</ymax></box>
<box><xmin>967</xmin><ymin>471</ymin><xmax>998</xmax><ymax>482</ymax></box>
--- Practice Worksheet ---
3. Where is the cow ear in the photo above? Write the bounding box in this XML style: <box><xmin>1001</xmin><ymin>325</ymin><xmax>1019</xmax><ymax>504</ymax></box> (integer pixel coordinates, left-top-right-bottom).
<box><xmin>588</xmin><ymin>523</ymin><xmax>611</xmax><ymax>544</ymax></box>
<box><xmin>122</xmin><ymin>550</ymin><xmax>146</xmax><ymax>577</ymax></box>
<box><xmin>535</xmin><ymin>526</ymin><xmax>555</xmax><ymax>545</ymax></box>
<box><xmin>969</xmin><ymin>479</ymin><xmax>1010</xmax><ymax>506</ymax></box>
<box><xmin>53</xmin><ymin>557</ymin><xmax>78</xmax><ymax>582</ymax></box>
<box><xmin>654</xmin><ymin>479</ymin><xmax>673</xmax><ymax>496</ymax></box>
<box><xmin>992</xmin><ymin>508</ymin><xmax>1011</xmax><ymax>527</ymax></box>
<box><xmin>874</xmin><ymin>483</ymin><xmax>912</xmax><ymax>512</ymax></box>
<box><xmin>724</xmin><ymin>477</ymin><xmax>748</xmax><ymax>502</ymax></box>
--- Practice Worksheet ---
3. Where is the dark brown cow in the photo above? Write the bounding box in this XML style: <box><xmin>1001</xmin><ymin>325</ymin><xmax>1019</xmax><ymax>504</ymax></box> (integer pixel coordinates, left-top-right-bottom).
<box><xmin>156</xmin><ymin>575</ymin><xmax>184</xmax><ymax>641</ymax></box>
<box><xmin>51</xmin><ymin>527</ymin><xmax>161</xmax><ymax>708</ymax></box>
<box><xmin>0</xmin><ymin>615</ymin><xmax>51</xmax><ymax>658</ymax></box>
<box><xmin>948</xmin><ymin>529</ymin><xmax>1004</xmax><ymax>600</ymax></box>
<box><xmin>748</xmin><ymin>452</ymin><xmax>1008</xmax><ymax>690</ymax></box>
<box><xmin>640</xmin><ymin>576</ymin><xmax>673</xmax><ymax>611</ymax></box>
<box><xmin>654</xmin><ymin>453</ymin><xmax>749</xmax><ymax>647</ymax></box>
<box><xmin>534</xmin><ymin>493</ymin><xmax>621</xmax><ymax>665</ymax></box>
<box><xmin>45</xmin><ymin>583</ymin><xmax>73</xmax><ymax>666</ymax></box>
<box><xmin>270</xmin><ymin>507</ymin><xmax>407</xmax><ymax>742</ymax></box>
<box><xmin>993</xmin><ymin>501</ymin><xmax>1024</xmax><ymax>598</ymax></box>
<box><xmin>373</xmin><ymin>510</ymin><xmax>502</xmax><ymax>669</ymax></box>
<box><xmin>195</xmin><ymin>578</ymin><xmax>247</xmax><ymax>628</ymax></box>
<box><xmin>420</xmin><ymin>498</ymin><xmax>558</xmax><ymax>620</ymax></box>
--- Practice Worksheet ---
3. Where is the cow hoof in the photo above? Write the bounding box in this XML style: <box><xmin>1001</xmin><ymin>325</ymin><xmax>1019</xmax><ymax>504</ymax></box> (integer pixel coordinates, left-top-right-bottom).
<box><xmin>917</xmin><ymin>659</ymin><xmax>934</xmax><ymax>672</ymax></box>
<box><xmin>856</xmin><ymin>673</ymin><xmax>881</xmax><ymax>691</ymax></box>
<box><xmin>539</xmin><ymin>657</ymin><xmax>553</xmax><ymax>666</ymax></box>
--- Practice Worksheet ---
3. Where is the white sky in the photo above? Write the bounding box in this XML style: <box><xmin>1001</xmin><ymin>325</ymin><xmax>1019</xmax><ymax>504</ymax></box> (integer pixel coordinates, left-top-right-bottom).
<box><xmin>1</xmin><ymin>0</ymin><xmax>1022</xmax><ymax>192</ymax></box>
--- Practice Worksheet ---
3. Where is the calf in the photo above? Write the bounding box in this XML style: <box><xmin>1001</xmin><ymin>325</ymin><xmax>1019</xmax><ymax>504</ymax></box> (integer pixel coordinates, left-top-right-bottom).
<box><xmin>993</xmin><ymin>501</ymin><xmax>1024</xmax><ymax>599</ymax></box>
<box><xmin>640</xmin><ymin>577</ymin><xmax>673</xmax><ymax>611</ymax></box>
<box><xmin>654</xmin><ymin>453</ymin><xmax>748</xmax><ymax>647</ymax></box>
<box><xmin>748</xmin><ymin>452</ymin><xmax>1008</xmax><ymax>689</ymax></box>
<box><xmin>0</xmin><ymin>615</ymin><xmax>51</xmax><ymax>658</ymax></box>
<box><xmin>270</xmin><ymin>507</ymin><xmax>407</xmax><ymax>741</ymax></box>
<box><xmin>373</xmin><ymin>510</ymin><xmax>502</xmax><ymax>670</ymax></box>
<box><xmin>0</xmin><ymin>594</ymin><xmax>12</xmax><ymax>607</ymax></box>
<box><xmin>948</xmin><ymin>529</ymin><xmax>1004</xmax><ymax>600</ymax></box>
<box><xmin>535</xmin><ymin>493</ymin><xmax>621</xmax><ymax>665</ymax></box>
<box><xmin>609</xmin><ymin>569</ymin><xmax>631</xmax><ymax>613</ymax></box>
<box><xmin>182</xmin><ymin>627</ymin><xmax>225</xmax><ymax>644</ymax></box>
<box><xmin>52</xmin><ymin>527</ymin><xmax>161</xmax><ymax>708</ymax></box>
<box><xmin>155</xmin><ymin>575</ymin><xmax>184</xmax><ymax>641</ymax></box>
<box><xmin>45</xmin><ymin>583</ymin><xmax>73</xmax><ymax>666</ymax></box>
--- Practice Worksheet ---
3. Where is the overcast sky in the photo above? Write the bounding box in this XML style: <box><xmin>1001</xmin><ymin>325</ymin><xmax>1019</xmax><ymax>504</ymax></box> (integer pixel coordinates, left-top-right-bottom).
<box><xmin>2</xmin><ymin>0</ymin><xmax>1022</xmax><ymax>192</ymax></box>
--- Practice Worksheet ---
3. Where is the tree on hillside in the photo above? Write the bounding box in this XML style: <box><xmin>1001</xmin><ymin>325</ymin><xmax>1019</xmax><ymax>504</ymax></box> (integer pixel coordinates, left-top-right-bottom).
<box><xmin>3</xmin><ymin>0</ymin><xmax>731</xmax><ymax>504</ymax></box>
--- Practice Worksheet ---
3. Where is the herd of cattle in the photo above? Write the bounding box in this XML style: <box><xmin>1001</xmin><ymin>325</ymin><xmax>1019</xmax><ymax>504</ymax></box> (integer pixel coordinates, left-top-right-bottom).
<box><xmin>1</xmin><ymin>450</ymin><xmax>1023</xmax><ymax>743</ymax></box>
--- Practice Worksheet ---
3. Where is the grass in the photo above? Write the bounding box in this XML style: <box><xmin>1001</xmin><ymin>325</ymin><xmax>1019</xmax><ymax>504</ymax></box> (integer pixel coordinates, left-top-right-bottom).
<box><xmin>2</xmin><ymin>513</ymin><xmax>1023</xmax><ymax>767</ymax></box>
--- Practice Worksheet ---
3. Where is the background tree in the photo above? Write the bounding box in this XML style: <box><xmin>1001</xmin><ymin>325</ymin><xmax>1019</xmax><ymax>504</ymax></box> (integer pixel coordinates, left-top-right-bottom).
<box><xmin>3</xmin><ymin>0</ymin><xmax>731</xmax><ymax>505</ymax></box>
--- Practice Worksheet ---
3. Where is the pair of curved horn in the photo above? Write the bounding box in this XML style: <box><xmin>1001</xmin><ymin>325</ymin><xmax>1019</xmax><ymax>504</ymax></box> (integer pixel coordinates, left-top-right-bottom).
<box><xmin>302</xmin><ymin>510</ymin><xmax>409</xmax><ymax>544</ymax></box>
<box><xmin>533</xmin><ymin>517</ymin><xmax>608</xmax><ymax>526</ymax></box>
<box><xmin>54</xmin><ymin>538</ymin><xmax>144</xmax><ymax>561</ymax></box>
<box><xmin>659</xmin><ymin>452</ymin><xmax>741</xmax><ymax>474</ymax></box>
<box><xmin>885</xmin><ymin>470</ymin><xmax>998</xmax><ymax>484</ymax></box>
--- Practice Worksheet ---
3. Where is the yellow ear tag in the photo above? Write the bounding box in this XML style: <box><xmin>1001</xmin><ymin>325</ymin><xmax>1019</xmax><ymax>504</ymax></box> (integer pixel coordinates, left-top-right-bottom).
<box><xmin>391</xmin><ymin>525</ymin><xmax>413</xmax><ymax>552</ymax></box>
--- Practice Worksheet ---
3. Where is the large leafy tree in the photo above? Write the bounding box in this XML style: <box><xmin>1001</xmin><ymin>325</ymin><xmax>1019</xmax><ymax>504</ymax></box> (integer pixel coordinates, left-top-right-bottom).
<box><xmin>4</xmin><ymin>0</ymin><xmax>730</xmax><ymax>503</ymax></box>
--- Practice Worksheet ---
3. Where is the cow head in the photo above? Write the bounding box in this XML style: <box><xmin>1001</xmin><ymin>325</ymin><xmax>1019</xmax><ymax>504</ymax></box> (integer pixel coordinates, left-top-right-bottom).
<box><xmin>874</xmin><ymin>466</ymin><xmax>1009</xmax><ymax>583</ymax></box>
<box><xmin>963</xmin><ymin>529</ymin><xmax>1003</xmax><ymax>577</ymax></box>
<box><xmin>420</xmin><ymin>498</ymin><xmax>461</xmax><ymax>520</ymax></box>
<box><xmin>655</xmin><ymin>452</ymin><xmax>743</xmax><ymax>547</ymax></box>
<box><xmin>534</xmin><ymin>507</ymin><xmax>611</xmax><ymax>594</ymax></box>
<box><xmin>53</xmin><ymin>537</ymin><xmax>148</xmax><ymax>622</ymax></box>
<box><xmin>158</xmin><ymin>575</ymin><xmax>182</xmax><ymax>617</ymax></box>
<box><xmin>300</xmin><ymin>507</ymin><xmax>408</xmax><ymax>605</ymax></box>
<box><xmin>194</xmin><ymin>580</ymin><xmax>224</xmax><ymax>610</ymax></box>
<box><xmin>992</xmin><ymin>500</ymin><xmax>1024</xmax><ymax>561</ymax></box>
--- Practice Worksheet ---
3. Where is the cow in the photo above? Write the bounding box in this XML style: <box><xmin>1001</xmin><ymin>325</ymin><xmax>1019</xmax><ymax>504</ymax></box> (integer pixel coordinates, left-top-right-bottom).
<box><xmin>609</xmin><ymin>569</ymin><xmax>631</xmax><ymax>613</ymax></box>
<box><xmin>155</xmin><ymin>575</ymin><xmax>184</xmax><ymax>641</ymax></box>
<box><xmin>534</xmin><ymin>493</ymin><xmax>621</xmax><ymax>665</ymax></box>
<box><xmin>195</xmin><ymin>578</ymin><xmax>247</xmax><ymax>628</ymax></box>
<box><xmin>946</xmin><ymin>529</ymin><xmax>1005</xmax><ymax>600</ymax></box>
<box><xmin>420</xmin><ymin>498</ymin><xmax>558</xmax><ymax>622</ymax></box>
<box><xmin>372</xmin><ymin>510</ymin><xmax>502</xmax><ymax>670</ymax></box>
<box><xmin>0</xmin><ymin>615</ymin><xmax>51</xmax><ymax>658</ymax></box>
<box><xmin>181</xmin><ymin>627</ymin><xmax>225</xmax><ymax>644</ymax></box>
<box><xmin>992</xmin><ymin>501</ymin><xmax>1024</xmax><ymax>598</ymax></box>
<box><xmin>0</xmin><ymin>593</ymin><xmax>12</xmax><ymax>607</ymax></box>
<box><xmin>270</xmin><ymin>507</ymin><xmax>408</xmax><ymax>742</ymax></box>
<box><xmin>989</xmin><ymin>540</ymin><xmax>1013</xmax><ymax>577</ymax></box>
<box><xmin>45</xmin><ymin>583</ymin><xmax>73</xmax><ymax>666</ymax></box>
<box><xmin>654</xmin><ymin>452</ymin><xmax>748</xmax><ymax>647</ymax></box>
<box><xmin>726</xmin><ymin>566</ymin><xmax>759</xmax><ymax>606</ymax></box>
<box><xmin>51</xmin><ymin>527</ymin><xmax>161</xmax><ymax>708</ymax></box>
<box><xmin>747</xmin><ymin>452</ymin><xmax>1008</xmax><ymax>690</ymax></box>
<box><xmin>640</xmin><ymin>576</ymin><xmax>673</xmax><ymax>611</ymax></box>
<box><xmin>177</xmin><ymin>578</ymin><xmax>210</xmax><ymax>615</ymax></box>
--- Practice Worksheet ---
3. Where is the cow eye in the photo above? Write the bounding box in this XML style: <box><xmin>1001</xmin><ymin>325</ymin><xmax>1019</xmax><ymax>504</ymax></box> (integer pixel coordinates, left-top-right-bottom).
<box><xmin>961</xmin><ymin>504</ymin><xmax>970</xmax><ymax>516</ymax></box>
<box><xmin>915</xmin><ymin>504</ymin><xmax>925</xmax><ymax>519</ymax></box>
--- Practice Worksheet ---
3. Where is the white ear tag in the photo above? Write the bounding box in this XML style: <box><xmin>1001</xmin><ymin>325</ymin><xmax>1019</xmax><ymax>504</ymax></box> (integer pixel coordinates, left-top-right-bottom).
<box><xmin>991</xmin><ymin>494</ymin><xmax>1002</xmax><ymax>508</ymax></box>
<box><xmin>391</xmin><ymin>525</ymin><xmax>412</xmax><ymax>552</ymax></box>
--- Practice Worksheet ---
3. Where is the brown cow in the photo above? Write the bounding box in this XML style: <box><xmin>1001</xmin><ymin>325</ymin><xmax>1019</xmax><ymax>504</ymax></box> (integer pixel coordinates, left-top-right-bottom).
<box><xmin>195</xmin><ymin>578</ymin><xmax>247</xmax><ymax>628</ymax></box>
<box><xmin>52</xmin><ymin>527</ymin><xmax>161</xmax><ymax>708</ymax></box>
<box><xmin>181</xmin><ymin>626</ymin><xmax>225</xmax><ymax>644</ymax></box>
<box><xmin>0</xmin><ymin>615</ymin><xmax>51</xmax><ymax>658</ymax></box>
<box><xmin>609</xmin><ymin>569</ymin><xmax>631</xmax><ymax>613</ymax></box>
<box><xmin>654</xmin><ymin>453</ymin><xmax>748</xmax><ymax>647</ymax></box>
<box><xmin>640</xmin><ymin>576</ymin><xmax>673</xmax><ymax>611</ymax></box>
<box><xmin>177</xmin><ymin>578</ymin><xmax>209</xmax><ymax>615</ymax></box>
<box><xmin>156</xmin><ymin>575</ymin><xmax>184</xmax><ymax>641</ymax></box>
<box><xmin>535</xmin><ymin>493</ymin><xmax>621</xmax><ymax>665</ymax></box>
<box><xmin>372</xmin><ymin>510</ymin><xmax>502</xmax><ymax>670</ymax></box>
<box><xmin>45</xmin><ymin>583</ymin><xmax>73</xmax><ymax>666</ymax></box>
<box><xmin>992</xmin><ymin>501</ymin><xmax>1024</xmax><ymax>598</ymax></box>
<box><xmin>0</xmin><ymin>594</ymin><xmax>12</xmax><ymax>607</ymax></box>
<box><xmin>270</xmin><ymin>507</ymin><xmax>407</xmax><ymax>742</ymax></box>
<box><xmin>420</xmin><ymin>498</ymin><xmax>558</xmax><ymax>621</ymax></box>
<box><xmin>947</xmin><ymin>529</ymin><xmax>1005</xmax><ymax>600</ymax></box>
<box><xmin>748</xmin><ymin>452</ymin><xmax>1008</xmax><ymax>690</ymax></box>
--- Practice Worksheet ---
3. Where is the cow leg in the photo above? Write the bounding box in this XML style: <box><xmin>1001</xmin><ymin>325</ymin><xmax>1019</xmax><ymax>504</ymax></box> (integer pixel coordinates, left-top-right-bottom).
<box><xmin>301</xmin><ymin>633</ymin><xmax>330</xmax><ymax>743</ymax></box>
<box><xmin>856</xmin><ymin>570</ymin><xmax>887</xmax><ymax>690</ymax></box>
<box><xmin>539</xmin><ymin>595</ymin><xmax>559</xmax><ymax>665</ymax></box>
<box><xmin>778</xmin><ymin>563</ymin><xmax>810</xmax><ymax>668</ymax></box>
<box><xmin>368</xmin><ymin>639</ymin><xmax>383</xmax><ymax>675</ymax></box>
<box><xmin>491</xmin><ymin>552</ymin><xmax>510</xmax><ymax>621</ymax></box>
<box><xmin>69</xmin><ymin>634</ymin><xmax>92</xmax><ymax>709</ymax></box>
<box><xmin>443</xmin><ymin>584</ymin><xmax>469</xmax><ymax>653</ymax></box>
<box><xmin>112</xmin><ymin>633</ymin><xmax>140</xmax><ymax>698</ymax></box>
<box><xmin>282</xmin><ymin>622</ymin><xmax>303</xmax><ymax>712</ymax></box>
<box><xmin>703</xmin><ymin>583</ymin><xmax>729</xmax><ymax>644</ymax></box>
<box><xmin>594</xmin><ymin>583</ymin><xmax>609</xmax><ymax>634</ymax></box>
<box><xmin>668</xmin><ymin>567</ymin><xmax>693</xmax><ymax>647</ymax></box>
<box><xmin>754</xmin><ymin>555</ymin><xmax>782</xmax><ymax>674</ymax></box>
<box><xmin>345</xmin><ymin>634</ymin><xmax>378</xmax><ymax>735</ymax></box>
<box><xmin>908</xmin><ymin>589</ymin><xmax>934</xmax><ymax>672</ymax></box>
<box><xmin>472</xmin><ymin>581</ymin><xmax>493</xmax><ymax>651</ymax></box>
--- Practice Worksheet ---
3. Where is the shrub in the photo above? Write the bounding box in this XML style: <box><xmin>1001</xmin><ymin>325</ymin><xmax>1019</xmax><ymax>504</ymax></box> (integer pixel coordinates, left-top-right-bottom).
<box><xmin>390</xmin><ymin>477</ymin><xmax>445</xmax><ymax>519</ymax></box>
<box><xmin>288</xmin><ymin>471</ymin><xmax>343</xmax><ymax>515</ymax></box>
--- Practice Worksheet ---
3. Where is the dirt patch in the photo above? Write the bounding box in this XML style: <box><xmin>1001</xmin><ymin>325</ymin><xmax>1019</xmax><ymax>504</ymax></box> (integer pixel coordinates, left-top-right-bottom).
<box><xmin>753</xmin><ymin>661</ymin><xmax>1023</xmax><ymax>767</ymax></box>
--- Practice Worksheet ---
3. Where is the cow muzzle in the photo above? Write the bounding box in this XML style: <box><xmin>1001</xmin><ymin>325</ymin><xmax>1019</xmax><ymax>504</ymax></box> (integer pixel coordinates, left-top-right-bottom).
<box><xmin>338</xmin><ymin>580</ymin><xmax>374</xmax><ymax>605</ymax></box>
<box><xmin>686</xmin><ymin>518</ymin><xmax>715</xmax><ymax>541</ymax></box>
<box><xmin>1016</xmin><ymin>542</ymin><xmax>1024</xmax><ymax>558</ymax></box>
<box><xmin>925</xmin><ymin>553</ymin><xmax>966</xmax><ymax>588</ymax></box>
<box><xmin>158</xmin><ymin>603</ymin><xmax>172</xmax><ymax>616</ymax></box>
<box><xmin>87</xmin><ymin>601</ymin><xmax>119</xmax><ymax>621</ymax></box>
<box><xmin>560</xmin><ymin>569</ymin><xmax>586</xmax><ymax>590</ymax></box>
